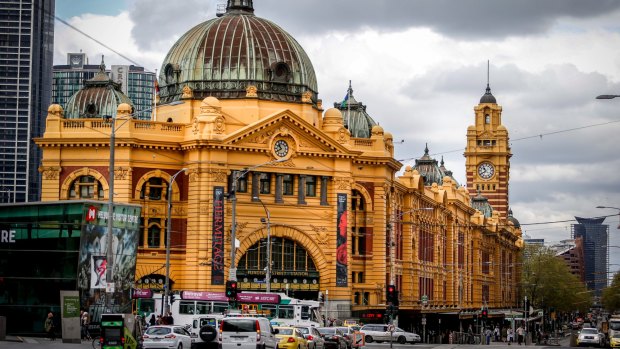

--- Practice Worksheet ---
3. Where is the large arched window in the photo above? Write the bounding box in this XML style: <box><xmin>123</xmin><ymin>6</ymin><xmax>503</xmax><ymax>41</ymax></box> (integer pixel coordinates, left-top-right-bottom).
<box><xmin>140</xmin><ymin>177</ymin><xmax>168</xmax><ymax>201</ymax></box>
<box><xmin>69</xmin><ymin>175</ymin><xmax>104</xmax><ymax>199</ymax></box>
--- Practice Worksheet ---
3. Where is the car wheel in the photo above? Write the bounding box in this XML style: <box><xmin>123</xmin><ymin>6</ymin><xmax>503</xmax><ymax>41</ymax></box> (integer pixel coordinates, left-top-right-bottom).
<box><xmin>397</xmin><ymin>336</ymin><xmax>406</xmax><ymax>344</ymax></box>
<box><xmin>364</xmin><ymin>336</ymin><xmax>373</xmax><ymax>343</ymax></box>
<box><xmin>178</xmin><ymin>344</ymin><xmax>183</xmax><ymax>349</ymax></box>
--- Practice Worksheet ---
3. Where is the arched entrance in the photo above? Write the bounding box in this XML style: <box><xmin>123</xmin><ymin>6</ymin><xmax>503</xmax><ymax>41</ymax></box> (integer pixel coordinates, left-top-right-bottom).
<box><xmin>236</xmin><ymin>235</ymin><xmax>320</xmax><ymax>300</ymax></box>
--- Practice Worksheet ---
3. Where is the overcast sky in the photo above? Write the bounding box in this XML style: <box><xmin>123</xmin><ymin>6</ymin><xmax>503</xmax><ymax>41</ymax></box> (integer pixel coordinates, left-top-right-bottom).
<box><xmin>54</xmin><ymin>0</ymin><xmax>620</xmax><ymax>276</ymax></box>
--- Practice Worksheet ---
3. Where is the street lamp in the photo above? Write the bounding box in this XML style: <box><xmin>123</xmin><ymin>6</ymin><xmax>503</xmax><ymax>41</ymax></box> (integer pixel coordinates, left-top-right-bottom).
<box><xmin>165</xmin><ymin>168</ymin><xmax>188</xmax><ymax>312</ymax></box>
<box><xmin>228</xmin><ymin>158</ymin><xmax>286</xmax><ymax>282</ymax></box>
<box><xmin>596</xmin><ymin>95</ymin><xmax>620</xmax><ymax>99</ymax></box>
<box><xmin>253</xmin><ymin>196</ymin><xmax>271</xmax><ymax>292</ymax></box>
<box><xmin>596</xmin><ymin>206</ymin><xmax>620</xmax><ymax>229</ymax></box>
<box><xmin>105</xmin><ymin>100</ymin><xmax>183</xmax><ymax>311</ymax></box>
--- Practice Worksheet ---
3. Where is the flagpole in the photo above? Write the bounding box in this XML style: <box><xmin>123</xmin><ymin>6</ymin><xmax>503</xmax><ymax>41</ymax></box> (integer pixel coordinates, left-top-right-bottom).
<box><xmin>153</xmin><ymin>69</ymin><xmax>158</xmax><ymax>121</ymax></box>
<box><xmin>347</xmin><ymin>80</ymin><xmax>351</xmax><ymax>133</ymax></box>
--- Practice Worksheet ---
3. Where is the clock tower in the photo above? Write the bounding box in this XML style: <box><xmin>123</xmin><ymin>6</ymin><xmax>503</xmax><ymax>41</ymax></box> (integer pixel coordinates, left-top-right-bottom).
<box><xmin>464</xmin><ymin>82</ymin><xmax>512</xmax><ymax>219</ymax></box>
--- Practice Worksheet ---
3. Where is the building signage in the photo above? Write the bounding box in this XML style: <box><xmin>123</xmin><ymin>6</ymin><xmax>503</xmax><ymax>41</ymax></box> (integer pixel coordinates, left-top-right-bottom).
<box><xmin>111</xmin><ymin>65</ymin><xmax>129</xmax><ymax>94</ymax></box>
<box><xmin>131</xmin><ymin>288</ymin><xmax>154</xmax><ymax>299</ymax></box>
<box><xmin>1</xmin><ymin>229</ymin><xmax>16</xmax><ymax>243</ymax></box>
<box><xmin>212</xmin><ymin>186</ymin><xmax>225</xmax><ymax>285</ymax></box>
<box><xmin>336</xmin><ymin>193</ymin><xmax>348</xmax><ymax>286</ymax></box>
<box><xmin>236</xmin><ymin>292</ymin><xmax>280</xmax><ymax>304</ymax></box>
<box><xmin>181</xmin><ymin>291</ymin><xmax>228</xmax><ymax>301</ymax></box>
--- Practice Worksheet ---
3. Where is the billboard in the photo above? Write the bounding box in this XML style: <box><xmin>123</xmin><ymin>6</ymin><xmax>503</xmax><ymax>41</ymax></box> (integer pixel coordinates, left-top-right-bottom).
<box><xmin>111</xmin><ymin>65</ymin><xmax>129</xmax><ymax>94</ymax></box>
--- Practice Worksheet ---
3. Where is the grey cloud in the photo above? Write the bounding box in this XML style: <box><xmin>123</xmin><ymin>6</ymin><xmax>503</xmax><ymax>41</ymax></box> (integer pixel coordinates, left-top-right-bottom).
<box><xmin>257</xmin><ymin>0</ymin><xmax>620</xmax><ymax>40</ymax></box>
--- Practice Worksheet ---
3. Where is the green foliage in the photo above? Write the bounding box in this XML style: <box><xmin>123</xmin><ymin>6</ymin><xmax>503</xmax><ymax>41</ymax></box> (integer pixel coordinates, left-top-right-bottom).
<box><xmin>602</xmin><ymin>272</ymin><xmax>620</xmax><ymax>312</ymax></box>
<box><xmin>521</xmin><ymin>244</ymin><xmax>592</xmax><ymax>314</ymax></box>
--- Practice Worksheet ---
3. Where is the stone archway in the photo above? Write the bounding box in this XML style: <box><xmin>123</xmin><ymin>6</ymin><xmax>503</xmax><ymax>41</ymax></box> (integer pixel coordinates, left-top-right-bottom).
<box><xmin>235</xmin><ymin>224</ymin><xmax>328</xmax><ymax>298</ymax></box>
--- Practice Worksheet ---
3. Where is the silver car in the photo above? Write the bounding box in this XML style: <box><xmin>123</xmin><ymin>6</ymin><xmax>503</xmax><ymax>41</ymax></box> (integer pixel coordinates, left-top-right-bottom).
<box><xmin>360</xmin><ymin>324</ymin><xmax>421</xmax><ymax>344</ymax></box>
<box><xmin>576</xmin><ymin>327</ymin><xmax>604</xmax><ymax>347</ymax></box>
<box><xmin>142</xmin><ymin>325</ymin><xmax>193</xmax><ymax>349</ymax></box>
<box><xmin>219</xmin><ymin>317</ymin><xmax>279</xmax><ymax>349</ymax></box>
<box><xmin>295</xmin><ymin>326</ymin><xmax>326</xmax><ymax>349</ymax></box>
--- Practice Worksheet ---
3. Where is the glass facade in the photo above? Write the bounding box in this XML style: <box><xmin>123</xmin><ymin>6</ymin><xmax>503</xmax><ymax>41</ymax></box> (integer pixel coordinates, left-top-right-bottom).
<box><xmin>0</xmin><ymin>200</ymin><xmax>141</xmax><ymax>335</ymax></box>
<box><xmin>0</xmin><ymin>0</ymin><xmax>55</xmax><ymax>203</ymax></box>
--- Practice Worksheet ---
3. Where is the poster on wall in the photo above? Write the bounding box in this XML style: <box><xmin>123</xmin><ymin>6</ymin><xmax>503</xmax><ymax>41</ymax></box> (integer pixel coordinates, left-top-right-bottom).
<box><xmin>336</xmin><ymin>193</ymin><xmax>348</xmax><ymax>287</ymax></box>
<box><xmin>77</xmin><ymin>203</ymin><xmax>141</xmax><ymax>320</ymax></box>
<box><xmin>212</xmin><ymin>186</ymin><xmax>225</xmax><ymax>285</ymax></box>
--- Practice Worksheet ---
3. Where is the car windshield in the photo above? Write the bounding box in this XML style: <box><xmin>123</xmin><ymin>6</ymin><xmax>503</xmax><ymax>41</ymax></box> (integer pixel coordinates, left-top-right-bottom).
<box><xmin>277</xmin><ymin>328</ymin><xmax>294</xmax><ymax>335</ymax></box>
<box><xmin>296</xmin><ymin>328</ymin><xmax>309</xmax><ymax>334</ymax></box>
<box><xmin>318</xmin><ymin>328</ymin><xmax>335</xmax><ymax>335</ymax></box>
<box><xmin>146</xmin><ymin>327</ymin><xmax>172</xmax><ymax>335</ymax></box>
<box><xmin>581</xmin><ymin>329</ymin><xmax>597</xmax><ymax>334</ymax></box>
<box><xmin>336</xmin><ymin>327</ymin><xmax>349</xmax><ymax>333</ymax></box>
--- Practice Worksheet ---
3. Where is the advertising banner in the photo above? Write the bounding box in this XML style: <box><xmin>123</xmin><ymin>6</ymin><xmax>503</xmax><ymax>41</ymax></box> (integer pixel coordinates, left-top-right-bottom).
<box><xmin>336</xmin><ymin>193</ymin><xmax>348</xmax><ymax>286</ymax></box>
<box><xmin>111</xmin><ymin>65</ymin><xmax>129</xmax><ymax>94</ymax></box>
<box><xmin>212</xmin><ymin>186</ymin><xmax>225</xmax><ymax>285</ymax></box>
<box><xmin>77</xmin><ymin>203</ymin><xmax>141</xmax><ymax>319</ymax></box>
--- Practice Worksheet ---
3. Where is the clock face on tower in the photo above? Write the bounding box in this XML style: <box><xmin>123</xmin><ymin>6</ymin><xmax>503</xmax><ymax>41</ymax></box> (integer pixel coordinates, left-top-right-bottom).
<box><xmin>477</xmin><ymin>162</ymin><xmax>495</xmax><ymax>180</ymax></box>
<box><xmin>273</xmin><ymin>139</ymin><xmax>289</xmax><ymax>158</ymax></box>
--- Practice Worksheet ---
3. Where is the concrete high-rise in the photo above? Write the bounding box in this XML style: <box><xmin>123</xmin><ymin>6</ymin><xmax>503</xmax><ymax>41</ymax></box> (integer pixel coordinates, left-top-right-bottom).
<box><xmin>572</xmin><ymin>217</ymin><xmax>609</xmax><ymax>296</ymax></box>
<box><xmin>0</xmin><ymin>0</ymin><xmax>55</xmax><ymax>202</ymax></box>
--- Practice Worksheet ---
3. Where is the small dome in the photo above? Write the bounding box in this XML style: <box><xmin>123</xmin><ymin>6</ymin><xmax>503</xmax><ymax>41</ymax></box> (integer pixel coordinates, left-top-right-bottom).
<box><xmin>384</xmin><ymin>132</ymin><xmax>393</xmax><ymax>141</ymax></box>
<box><xmin>371</xmin><ymin>124</ymin><xmax>384</xmax><ymax>135</ymax></box>
<box><xmin>64</xmin><ymin>58</ymin><xmax>134</xmax><ymax>119</ymax></box>
<box><xmin>202</xmin><ymin>96</ymin><xmax>221</xmax><ymax>108</ymax></box>
<box><xmin>471</xmin><ymin>191</ymin><xmax>493</xmax><ymax>218</ymax></box>
<box><xmin>334</xmin><ymin>82</ymin><xmax>377</xmax><ymax>138</ymax></box>
<box><xmin>507</xmin><ymin>208</ymin><xmax>521</xmax><ymax>228</ymax></box>
<box><xmin>480</xmin><ymin>83</ymin><xmax>497</xmax><ymax>104</ymax></box>
<box><xmin>412</xmin><ymin>144</ymin><xmax>460</xmax><ymax>186</ymax></box>
<box><xmin>159</xmin><ymin>0</ymin><xmax>318</xmax><ymax>106</ymax></box>
<box><xmin>324</xmin><ymin>108</ymin><xmax>342</xmax><ymax>119</ymax></box>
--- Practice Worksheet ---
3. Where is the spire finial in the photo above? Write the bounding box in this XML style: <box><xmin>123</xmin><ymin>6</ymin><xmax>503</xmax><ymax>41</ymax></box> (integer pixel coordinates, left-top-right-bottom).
<box><xmin>440</xmin><ymin>156</ymin><xmax>444</xmax><ymax>166</ymax></box>
<box><xmin>424</xmin><ymin>143</ymin><xmax>429</xmax><ymax>155</ymax></box>
<box><xmin>99</xmin><ymin>55</ymin><xmax>105</xmax><ymax>73</ymax></box>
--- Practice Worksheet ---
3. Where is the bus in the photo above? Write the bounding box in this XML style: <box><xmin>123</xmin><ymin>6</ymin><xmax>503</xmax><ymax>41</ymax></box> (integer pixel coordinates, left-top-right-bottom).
<box><xmin>133</xmin><ymin>289</ymin><xmax>322</xmax><ymax>328</ymax></box>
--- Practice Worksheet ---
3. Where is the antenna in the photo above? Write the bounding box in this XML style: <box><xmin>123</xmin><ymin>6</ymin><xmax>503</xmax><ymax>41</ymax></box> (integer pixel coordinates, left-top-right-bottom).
<box><xmin>487</xmin><ymin>60</ymin><xmax>490</xmax><ymax>86</ymax></box>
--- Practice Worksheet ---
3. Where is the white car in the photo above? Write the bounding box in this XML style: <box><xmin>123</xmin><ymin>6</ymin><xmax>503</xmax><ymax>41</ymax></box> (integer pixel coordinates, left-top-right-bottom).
<box><xmin>360</xmin><ymin>324</ymin><xmax>421</xmax><ymax>344</ymax></box>
<box><xmin>143</xmin><ymin>325</ymin><xmax>193</xmax><ymax>349</ymax></box>
<box><xmin>576</xmin><ymin>327</ymin><xmax>604</xmax><ymax>347</ymax></box>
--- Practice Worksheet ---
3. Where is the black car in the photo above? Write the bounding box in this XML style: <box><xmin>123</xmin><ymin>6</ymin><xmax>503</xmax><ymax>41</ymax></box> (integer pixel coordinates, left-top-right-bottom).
<box><xmin>317</xmin><ymin>327</ymin><xmax>347</xmax><ymax>349</ymax></box>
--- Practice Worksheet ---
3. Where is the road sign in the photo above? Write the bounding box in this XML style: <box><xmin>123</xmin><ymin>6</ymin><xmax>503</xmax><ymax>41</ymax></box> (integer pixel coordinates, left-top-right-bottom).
<box><xmin>421</xmin><ymin>317</ymin><xmax>427</xmax><ymax>325</ymax></box>
<box><xmin>421</xmin><ymin>295</ymin><xmax>428</xmax><ymax>305</ymax></box>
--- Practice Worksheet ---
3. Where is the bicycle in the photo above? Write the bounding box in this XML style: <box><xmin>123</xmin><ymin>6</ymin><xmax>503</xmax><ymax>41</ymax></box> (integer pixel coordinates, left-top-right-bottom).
<box><xmin>91</xmin><ymin>335</ymin><xmax>101</xmax><ymax>349</ymax></box>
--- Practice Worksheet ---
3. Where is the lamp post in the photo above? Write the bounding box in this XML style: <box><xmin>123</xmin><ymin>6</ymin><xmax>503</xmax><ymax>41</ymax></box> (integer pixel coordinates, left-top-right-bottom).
<box><xmin>104</xmin><ymin>100</ymin><xmax>183</xmax><ymax>312</ymax></box>
<box><xmin>164</xmin><ymin>168</ymin><xmax>188</xmax><ymax>312</ymax></box>
<box><xmin>228</xmin><ymin>158</ymin><xmax>286</xmax><ymax>282</ymax></box>
<box><xmin>254</xmin><ymin>196</ymin><xmax>271</xmax><ymax>292</ymax></box>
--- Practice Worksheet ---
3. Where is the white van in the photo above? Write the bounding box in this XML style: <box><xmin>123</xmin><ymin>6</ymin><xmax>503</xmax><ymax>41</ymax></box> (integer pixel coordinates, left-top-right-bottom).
<box><xmin>219</xmin><ymin>317</ymin><xmax>279</xmax><ymax>349</ymax></box>
<box><xmin>190</xmin><ymin>315</ymin><xmax>223</xmax><ymax>349</ymax></box>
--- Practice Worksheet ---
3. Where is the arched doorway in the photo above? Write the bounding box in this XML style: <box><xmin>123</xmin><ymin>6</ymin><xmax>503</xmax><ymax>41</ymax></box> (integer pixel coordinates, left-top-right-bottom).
<box><xmin>237</xmin><ymin>236</ymin><xmax>320</xmax><ymax>299</ymax></box>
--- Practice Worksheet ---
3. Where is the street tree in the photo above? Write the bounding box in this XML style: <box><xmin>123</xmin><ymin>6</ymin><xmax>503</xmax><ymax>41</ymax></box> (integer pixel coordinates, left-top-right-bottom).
<box><xmin>601</xmin><ymin>271</ymin><xmax>620</xmax><ymax>312</ymax></box>
<box><xmin>521</xmin><ymin>244</ymin><xmax>591</xmax><ymax>314</ymax></box>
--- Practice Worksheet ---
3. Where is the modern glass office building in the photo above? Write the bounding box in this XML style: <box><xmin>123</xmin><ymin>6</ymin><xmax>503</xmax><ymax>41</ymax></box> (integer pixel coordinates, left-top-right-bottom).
<box><xmin>53</xmin><ymin>53</ymin><xmax>156</xmax><ymax>119</ymax></box>
<box><xmin>572</xmin><ymin>217</ymin><xmax>609</xmax><ymax>297</ymax></box>
<box><xmin>0</xmin><ymin>200</ymin><xmax>141</xmax><ymax>335</ymax></box>
<box><xmin>0</xmin><ymin>0</ymin><xmax>55</xmax><ymax>203</ymax></box>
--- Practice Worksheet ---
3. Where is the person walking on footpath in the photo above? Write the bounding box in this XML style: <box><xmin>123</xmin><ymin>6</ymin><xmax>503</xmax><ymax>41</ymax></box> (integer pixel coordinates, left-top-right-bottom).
<box><xmin>516</xmin><ymin>325</ymin><xmax>524</xmax><ymax>345</ymax></box>
<box><xmin>81</xmin><ymin>310</ymin><xmax>91</xmax><ymax>340</ymax></box>
<box><xmin>507</xmin><ymin>327</ymin><xmax>514</xmax><ymax>345</ymax></box>
<box><xmin>45</xmin><ymin>312</ymin><xmax>56</xmax><ymax>340</ymax></box>
<box><xmin>149</xmin><ymin>313</ymin><xmax>156</xmax><ymax>327</ymax></box>
<box><xmin>485</xmin><ymin>327</ymin><xmax>492</xmax><ymax>345</ymax></box>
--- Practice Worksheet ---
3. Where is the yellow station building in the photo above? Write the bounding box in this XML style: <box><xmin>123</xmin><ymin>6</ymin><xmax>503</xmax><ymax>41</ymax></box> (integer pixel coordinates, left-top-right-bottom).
<box><xmin>35</xmin><ymin>0</ymin><xmax>522</xmax><ymax>330</ymax></box>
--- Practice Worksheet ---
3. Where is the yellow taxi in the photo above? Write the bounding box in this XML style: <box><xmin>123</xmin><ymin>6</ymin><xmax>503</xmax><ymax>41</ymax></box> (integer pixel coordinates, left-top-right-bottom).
<box><xmin>274</xmin><ymin>326</ymin><xmax>309</xmax><ymax>349</ymax></box>
<box><xmin>610</xmin><ymin>333</ymin><xmax>620</xmax><ymax>348</ymax></box>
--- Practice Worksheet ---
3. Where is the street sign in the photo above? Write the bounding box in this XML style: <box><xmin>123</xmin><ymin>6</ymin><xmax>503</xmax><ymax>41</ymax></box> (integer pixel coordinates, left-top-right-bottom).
<box><xmin>421</xmin><ymin>295</ymin><xmax>428</xmax><ymax>305</ymax></box>
<box><xmin>421</xmin><ymin>317</ymin><xmax>427</xmax><ymax>325</ymax></box>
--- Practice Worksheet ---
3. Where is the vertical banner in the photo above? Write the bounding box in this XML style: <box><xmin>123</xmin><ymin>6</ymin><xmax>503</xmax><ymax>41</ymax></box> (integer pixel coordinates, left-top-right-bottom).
<box><xmin>336</xmin><ymin>193</ymin><xmax>348</xmax><ymax>286</ymax></box>
<box><xmin>111</xmin><ymin>65</ymin><xmax>129</xmax><ymax>94</ymax></box>
<box><xmin>212</xmin><ymin>186</ymin><xmax>225</xmax><ymax>285</ymax></box>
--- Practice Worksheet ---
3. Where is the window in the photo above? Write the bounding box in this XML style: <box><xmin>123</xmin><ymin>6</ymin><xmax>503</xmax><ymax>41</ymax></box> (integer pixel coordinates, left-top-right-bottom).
<box><xmin>232</xmin><ymin>171</ymin><xmax>248</xmax><ymax>193</ymax></box>
<box><xmin>305</xmin><ymin>176</ymin><xmax>316</xmax><ymax>197</ymax></box>
<box><xmin>140</xmin><ymin>177</ymin><xmax>166</xmax><ymax>200</ymax></box>
<box><xmin>283</xmin><ymin>175</ymin><xmax>294</xmax><ymax>195</ymax></box>
<box><xmin>147</xmin><ymin>218</ymin><xmax>162</xmax><ymax>248</ymax></box>
<box><xmin>69</xmin><ymin>175</ymin><xmax>104</xmax><ymax>199</ymax></box>
<box><xmin>485</xmin><ymin>114</ymin><xmax>491</xmax><ymax>124</ymax></box>
<box><xmin>259</xmin><ymin>173</ymin><xmax>271</xmax><ymax>194</ymax></box>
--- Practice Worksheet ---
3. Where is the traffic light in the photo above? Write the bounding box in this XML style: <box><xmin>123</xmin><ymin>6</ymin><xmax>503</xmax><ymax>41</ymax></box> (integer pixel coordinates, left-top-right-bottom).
<box><xmin>226</xmin><ymin>280</ymin><xmax>238</xmax><ymax>299</ymax></box>
<box><xmin>386</xmin><ymin>285</ymin><xmax>398</xmax><ymax>305</ymax></box>
<box><xmin>170</xmin><ymin>293</ymin><xmax>176</xmax><ymax>304</ymax></box>
<box><xmin>481</xmin><ymin>308</ymin><xmax>488</xmax><ymax>321</ymax></box>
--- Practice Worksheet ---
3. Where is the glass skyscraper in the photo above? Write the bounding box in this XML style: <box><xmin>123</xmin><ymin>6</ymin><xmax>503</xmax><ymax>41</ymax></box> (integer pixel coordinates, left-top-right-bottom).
<box><xmin>53</xmin><ymin>53</ymin><xmax>156</xmax><ymax>119</ymax></box>
<box><xmin>0</xmin><ymin>0</ymin><xmax>55</xmax><ymax>203</ymax></box>
<box><xmin>572</xmin><ymin>217</ymin><xmax>609</xmax><ymax>297</ymax></box>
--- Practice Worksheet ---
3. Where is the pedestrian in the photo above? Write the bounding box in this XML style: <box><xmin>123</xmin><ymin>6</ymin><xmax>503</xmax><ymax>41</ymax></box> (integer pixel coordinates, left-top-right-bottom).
<box><xmin>156</xmin><ymin>314</ymin><xmax>163</xmax><ymax>325</ymax></box>
<box><xmin>165</xmin><ymin>311</ymin><xmax>174</xmax><ymax>325</ymax></box>
<box><xmin>485</xmin><ymin>327</ymin><xmax>492</xmax><ymax>345</ymax></box>
<box><xmin>149</xmin><ymin>313</ymin><xmax>156</xmax><ymax>327</ymax></box>
<box><xmin>81</xmin><ymin>310</ymin><xmax>91</xmax><ymax>340</ymax></box>
<box><xmin>45</xmin><ymin>312</ymin><xmax>56</xmax><ymax>340</ymax></box>
<box><xmin>494</xmin><ymin>325</ymin><xmax>500</xmax><ymax>342</ymax></box>
<box><xmin>468</xmin><ymin>324</ymin><xmax>474</xmax><ymax>344</ymax></box>
<box><xmin>516</xmin><ymin>325</ymin><xmax>523</xmax><ymax>345</ymax></box>
<box><xmin>507</xmin><ymin>328</ymin><xmax>514</xmax><ymax>345</ymax></box>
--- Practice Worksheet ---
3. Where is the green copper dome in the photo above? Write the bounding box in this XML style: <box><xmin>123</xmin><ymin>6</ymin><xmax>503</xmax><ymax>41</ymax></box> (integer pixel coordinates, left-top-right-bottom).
<box><xmin>158</xmin><ymin>0</ymin><xmax>318</xmax><ymax>106</ymax></box>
